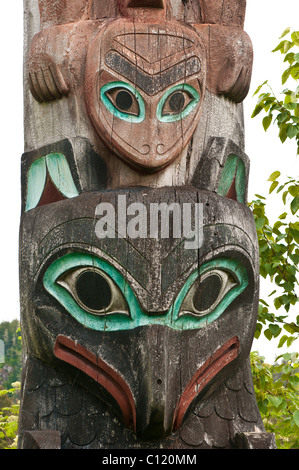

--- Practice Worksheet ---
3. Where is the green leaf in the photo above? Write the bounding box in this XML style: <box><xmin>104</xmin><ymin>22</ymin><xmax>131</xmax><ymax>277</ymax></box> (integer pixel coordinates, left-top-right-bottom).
<box><xmin>264</xmin><ymin>329</ymin><xmax>272</xmax><ymax>341</ymax></box>
<box><xmin>290</xmin><ymin>64</ymin><xmax>299</xmax><ymax>80</ymax></box>
<box><xmin>282</xmin><ymin>190</ymin><xmax>289</xmax><ymax>204</ymax></box>
<box><xmin>291</xmin><ymin>196</ymin><xmax>299</xmax><ymax>214</ymax></box>
<box><xmin>289</xmin><ymin>253</ymin><xmax>299</xmax><ymax>264</ymax></box>
<box><xmin>293</xmin><ymin>410</ymin><xmax>299</xmax><ymax>428</ymax></box>
<box><xmin>279</xmin><ymin>124</ymin><xmax>288</xmax><ymax>143</ymax></box>
<box><xmin>289</xmin><ymin>376</ymin><xmax>299</xmax><ymax>390</ymax></box>
<box><xmin>263</xmin><ymin>114</ymin><xmax>273</xmax><ymax>131</ymax></box>
<box><xmin>284</xmin><ymin>323</ymin><xmax>299</xmax><ymax>334</ymax></box>
<box><xmin>277</xmin><ymin>111</ymin><xmax>290</xmax><ymax>122</ymax></box>
<box><xmin>288</xmin><ymin>185</ymin><xmax>299</xmax><ymax>197</ymax></box>
<box><xmin>291</xmin><ymin>31</ymin><xmax>299</xmax><ymax>46</ymax></box>
<box><xmin>253</xmin><ymin>80</ymin><xmax>268</xmax><ymax>96</ymax></box>
<box><xmin>278</xmin><ymin>335</ymin><xmax>288</xmax><ymax>348</ymax></box>
<box><xmin>269</xmin><ymin>324</ymin><xmax>281</xmax><ymax>338</ymax></box>
<box><xmin>269</xmin><ymin>181</ymin><xmax>279</xmax><ymax>193</ymax></box>
<box><xmin>280</xmin><ymin>27</ymin><xmax>291</xmax><ymax>39</ymax></box>
<box><xmin>255</xmin><ymin>216</ymin><xmax>267</xmax><ymax>230</ymax></box>
<box><xmin>272</xmin><ymin>40</ymin><xmax>294</xmax><ymax>54</ymax></box>
<box><xmin>267</xmin><ymin>395</ymin><xmax>283</xmax><ymax>408</ymax></box>
<box><xmin>282</xmin><ymin>67</ymin><xmax>292</xmax><ymax>85</ymax></box>
<box><xmin>251</xmin><ymin>105</ymin><xmax>264</xmax><ymax>118</ymax></box>
<box><xmin>283</xmin><ymin>353</ymin><xmax>292</xmax><ymax>361</ymax></box>
<box><xmin>268</xmin><ymin>171</ymin><xmax>281</xmax><ymax>182</ymax></box>
<box><xmin>286</xmin><ymin>124</ymin><xmax>298</xmax><ymax>138</ymax></box>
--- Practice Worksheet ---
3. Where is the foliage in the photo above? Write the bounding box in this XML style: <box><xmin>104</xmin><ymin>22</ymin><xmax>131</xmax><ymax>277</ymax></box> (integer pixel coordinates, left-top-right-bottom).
<box><xmin>251</xmin><ymin>352</ymin><xmax>299</xmax><ymax>449</ymax></box>
<box><xmin>0</xmin><ymin>321</ymin><xmax>22</xmax><ymax>449</ymax></box>
<box><xmin>0</xmin><ymin>320</ymin><xmax>22</xmax><ymax>389</ymax></box>
<box><xmin>249</xmin><ymin>175</ymin><xmax>299</xmax><ymax>347</ymax></box>
<box><xmin>0</xmin><ymin>382</ymin><xmax>20</xmax><ymax>449</ymax></box>
<box><xmin>250</xmin><ymin>28</ymin><xmax>299</xmax><ymax>347</ymax></box>
<box><xmin>251</xmin><ymin>28</ymin><xmax>299</xmax><ymax>154</ymax></box>
<box><xmin>251</xmin><ymin>27</ymin><xmax>299</xmax><ymax>449</ymax></box>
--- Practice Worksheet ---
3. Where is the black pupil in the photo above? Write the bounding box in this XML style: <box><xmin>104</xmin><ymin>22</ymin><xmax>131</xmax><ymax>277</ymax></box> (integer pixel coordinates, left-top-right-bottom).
<box><xmin>76</xmin><ymin>271</ymin><xmax>112</xmax><ymax>311</ymax></box>
<box><xmin>193</xmin><ymin>274</ymin><xmax>222</xmax><ymax>312</ymax></box>
<box><xmin>169</xmin><ymin>92</ymin><xmax>185</xmax><ymax>113</ymax></box>
<box><xmin>116</xmin><ymin>90</ymin><xmax>133</xmax><ymax>111</ymax></box>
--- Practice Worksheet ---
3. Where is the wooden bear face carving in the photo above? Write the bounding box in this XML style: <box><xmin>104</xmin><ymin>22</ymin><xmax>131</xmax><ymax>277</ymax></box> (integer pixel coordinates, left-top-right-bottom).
<box><xmin>85</xmin><ymin>20</ymin><xmax>206</xmax><ymax>171</ymax></box>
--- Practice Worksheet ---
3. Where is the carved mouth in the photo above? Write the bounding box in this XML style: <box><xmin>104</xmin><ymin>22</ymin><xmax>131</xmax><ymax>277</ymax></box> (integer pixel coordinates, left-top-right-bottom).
<box><xmin>53</xmin><ymin>335</ymin><xmax>136</xmax><ymax>431</ymax></box>
<box><xmin>173</xmin><ymin>336</ymin><xmax>239</xmax><ymax>431</ymax></box>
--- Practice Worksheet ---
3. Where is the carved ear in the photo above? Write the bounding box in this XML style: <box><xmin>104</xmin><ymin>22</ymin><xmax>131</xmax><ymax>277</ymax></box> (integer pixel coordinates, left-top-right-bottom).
<box><xmin>195</xmin><ymin>24</ymin><xmax>253</xmax><ymax>103</ymax></box>
<box><xmin>200</xmin><ymin>0</ymin><xmax>247</xmax><ymax>29</ymax></box>
<box><xmin>38</xmin><ymin>0</ymin><xmax>88</xmax><ymax>29</ymax></box>
<box><xmin>193</xmin><ymin>1</ymin><xmax>252</xmax><ymax>103</ymax></box>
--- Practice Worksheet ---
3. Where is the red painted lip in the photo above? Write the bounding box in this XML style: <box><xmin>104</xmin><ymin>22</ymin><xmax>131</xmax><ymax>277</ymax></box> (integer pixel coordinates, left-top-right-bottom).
<box><xmin>54</xmin><ymin>335</ymin><xmax>136</xmax><ymax>431</ymax></box>
<box><xmin>173</xmin><ymin>336</ymin><xmax>239</xmax><ymax>431</ymax></box>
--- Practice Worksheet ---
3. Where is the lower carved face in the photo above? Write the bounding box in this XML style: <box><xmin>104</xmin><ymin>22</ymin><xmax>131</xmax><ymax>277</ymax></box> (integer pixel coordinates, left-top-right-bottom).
<box><xmin>20</xmin><ymin>189</ymin><xmax>258</xmax><ymax>440</ymax></box>
<box><xmin>85</xmin><ymin>20</ymin><xmax>206</xmax><ymax>171</ymax></box>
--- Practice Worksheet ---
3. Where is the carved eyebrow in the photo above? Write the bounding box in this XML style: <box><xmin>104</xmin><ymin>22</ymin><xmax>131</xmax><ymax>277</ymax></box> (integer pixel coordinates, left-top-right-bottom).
<box><xmin>105</xmin><ymin>52</ymin><xmax>201</xmax><ymax>96</ymax></box>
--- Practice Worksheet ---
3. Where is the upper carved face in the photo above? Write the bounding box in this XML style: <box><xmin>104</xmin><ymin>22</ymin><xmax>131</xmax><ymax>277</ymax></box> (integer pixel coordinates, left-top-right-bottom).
<box><xmin>85</xmin><ymin>20</ymin><xmax>206</xmax><ymax>172</ymax></box>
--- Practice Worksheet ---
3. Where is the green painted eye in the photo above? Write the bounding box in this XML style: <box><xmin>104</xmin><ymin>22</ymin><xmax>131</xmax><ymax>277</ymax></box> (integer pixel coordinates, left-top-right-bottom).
<box><xmin>157</xmin><ymin>84</ymin><xmax>200</xmax><ymax>122</ymax></box>
<box><xmin>43</xmin><ymin>254</ymin><xmax>248</xmax><ymax>332</ymax></box>
<box><xmin>43</xmin><ymin>253</ymin><xmax>142</xmax><ymax>331</ymax></box>
<box><xmin>100</xmin><ymin>81</ymin><xmax>145</xmax><ymax>123</ymax></box>
<box><xmin>172</xmin><ymin>258</ymin><xmax>248</xmax><ymax>329</ymax></box>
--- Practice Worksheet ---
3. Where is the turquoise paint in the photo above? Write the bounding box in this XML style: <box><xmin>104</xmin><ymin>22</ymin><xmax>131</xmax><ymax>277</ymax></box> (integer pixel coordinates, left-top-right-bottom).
<box><xmin>156</xmin><ymin>84</ymin><xmax>200</xmax><ymax>123</ymax></box>
<box><xmin>218</xmin><ymin>154</ymin><xmax>246</xmax><ymax>204</ymax></box>
<box><xmin>25</xmin><ymin>153</ymin><xmax>79</xmax><ymax>212</ymax></box>
<box><xmin>218</xmin><ymin>154</ymin><xmax>237</xmax><ymax>198</ymax></box>
<box><xmin>46</xmin><ymin>154</ymin><xmax>79</xmax><ymax>199</ymax></box>
<box><xmin>43</xmin><ymin>253</ymin><xmax>248</xmax><ymax>332</ymax></box>
<box><xmin>25</xmin><ymin>157</ymin><xmax>47</xmax><ymax>212</ymax></box>
<box><xmin>172</xmin><ymin>258</ymin><xmax>248</xmax><ymax>330</ymax></box>
<box><xmin>100</xmin><ymin>82</ymin><xmax>145</xmax><ymax>123</ymax></box>
<box><xmin>235</xmin><ymin>158</ymin><xmax>246</xmax><ymax>204</ymax></box>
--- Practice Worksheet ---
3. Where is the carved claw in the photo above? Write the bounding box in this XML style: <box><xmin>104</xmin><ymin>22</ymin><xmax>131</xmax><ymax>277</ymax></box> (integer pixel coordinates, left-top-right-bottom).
<box><xmin>29</xmin><ymin>63</ymin><xmax>69</xmax><ymax>102</ymax></box>
<box><xmin>28</xmin><ymin>29</ymin><xmax>70</xmax><ymax>103</ymax></box>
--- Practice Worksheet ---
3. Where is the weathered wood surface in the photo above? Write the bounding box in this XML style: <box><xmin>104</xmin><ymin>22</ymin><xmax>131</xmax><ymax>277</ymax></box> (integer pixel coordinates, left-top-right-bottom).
<box><xmin>23</xmin><ymin>0</ymin><xmax>251</xmax><ymax>187</ymax></box>
<box><xmin>19</xmin><ymin>188</ymin><xmax>264</xmax><ymax>448</ymax></box>
<box><xmin>19</xmin><ymin>0</ymin><xmax>276</xmax><ymax>449</ymax></box>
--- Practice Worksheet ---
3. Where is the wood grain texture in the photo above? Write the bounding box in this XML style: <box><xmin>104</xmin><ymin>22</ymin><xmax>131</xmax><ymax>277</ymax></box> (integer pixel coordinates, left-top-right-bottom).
<box><xmin>19</xmin><ymin>0</ymin><xmax>276</xmax><ymax>450</ymax></box>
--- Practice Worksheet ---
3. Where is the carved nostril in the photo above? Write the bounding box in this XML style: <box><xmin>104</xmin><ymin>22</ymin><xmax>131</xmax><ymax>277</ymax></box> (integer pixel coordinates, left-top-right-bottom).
<box><xmin>140</xmin><ymin>144</ymin><xmax>150</xmax><ymax>155</ymax></box>
<box><xmin>156</xmin><ymin>143</ymin><xmax>165</xmax><ymax>155</ymax></box>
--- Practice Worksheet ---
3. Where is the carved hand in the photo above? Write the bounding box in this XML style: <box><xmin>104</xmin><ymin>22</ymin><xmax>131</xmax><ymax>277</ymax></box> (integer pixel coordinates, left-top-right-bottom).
<box><xmin>28</xmin><ymin>28</ymin><xmax>70</xmax><ymax>102</ymax></box>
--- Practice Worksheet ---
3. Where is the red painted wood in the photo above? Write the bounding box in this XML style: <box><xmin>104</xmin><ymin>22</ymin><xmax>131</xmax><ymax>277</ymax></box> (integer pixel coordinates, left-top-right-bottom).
<box><xmin>54</xmin><ymin>335</ymin><xmax>136</xmax><ymax>431</ymax></box>
<box><xmin>173</xmin><ymin>336</ymin><xmax>239</xmax><ymax>431</ymax></box>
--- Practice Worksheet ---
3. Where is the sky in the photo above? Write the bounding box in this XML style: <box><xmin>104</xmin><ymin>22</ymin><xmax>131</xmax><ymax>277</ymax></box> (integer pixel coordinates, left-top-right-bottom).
<box><xmin>0</xmin><ymin>0</ymin><xmax>298</xmax><ymax>363</ymax></box>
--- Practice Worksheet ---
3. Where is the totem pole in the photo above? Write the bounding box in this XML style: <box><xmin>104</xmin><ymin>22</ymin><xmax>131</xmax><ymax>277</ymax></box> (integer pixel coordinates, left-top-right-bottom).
<box><xmin>19</xmin><ymin>0</ymin><xmax>276</xmax><ymax>449</ymax></box>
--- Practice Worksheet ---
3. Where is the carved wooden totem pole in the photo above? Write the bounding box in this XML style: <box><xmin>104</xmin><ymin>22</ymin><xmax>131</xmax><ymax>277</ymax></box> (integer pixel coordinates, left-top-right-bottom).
<box><xmin>19</xmin><ymin>0</ymin><xmax>276</xmax><ymax>449</ymax></box>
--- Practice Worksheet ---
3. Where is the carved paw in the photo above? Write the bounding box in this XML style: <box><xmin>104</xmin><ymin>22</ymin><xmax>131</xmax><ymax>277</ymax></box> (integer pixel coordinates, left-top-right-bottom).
<box><xmin>28</xmin><ymin>29</ymin><xmax>70</xmax><ymax>102</ymax></box>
